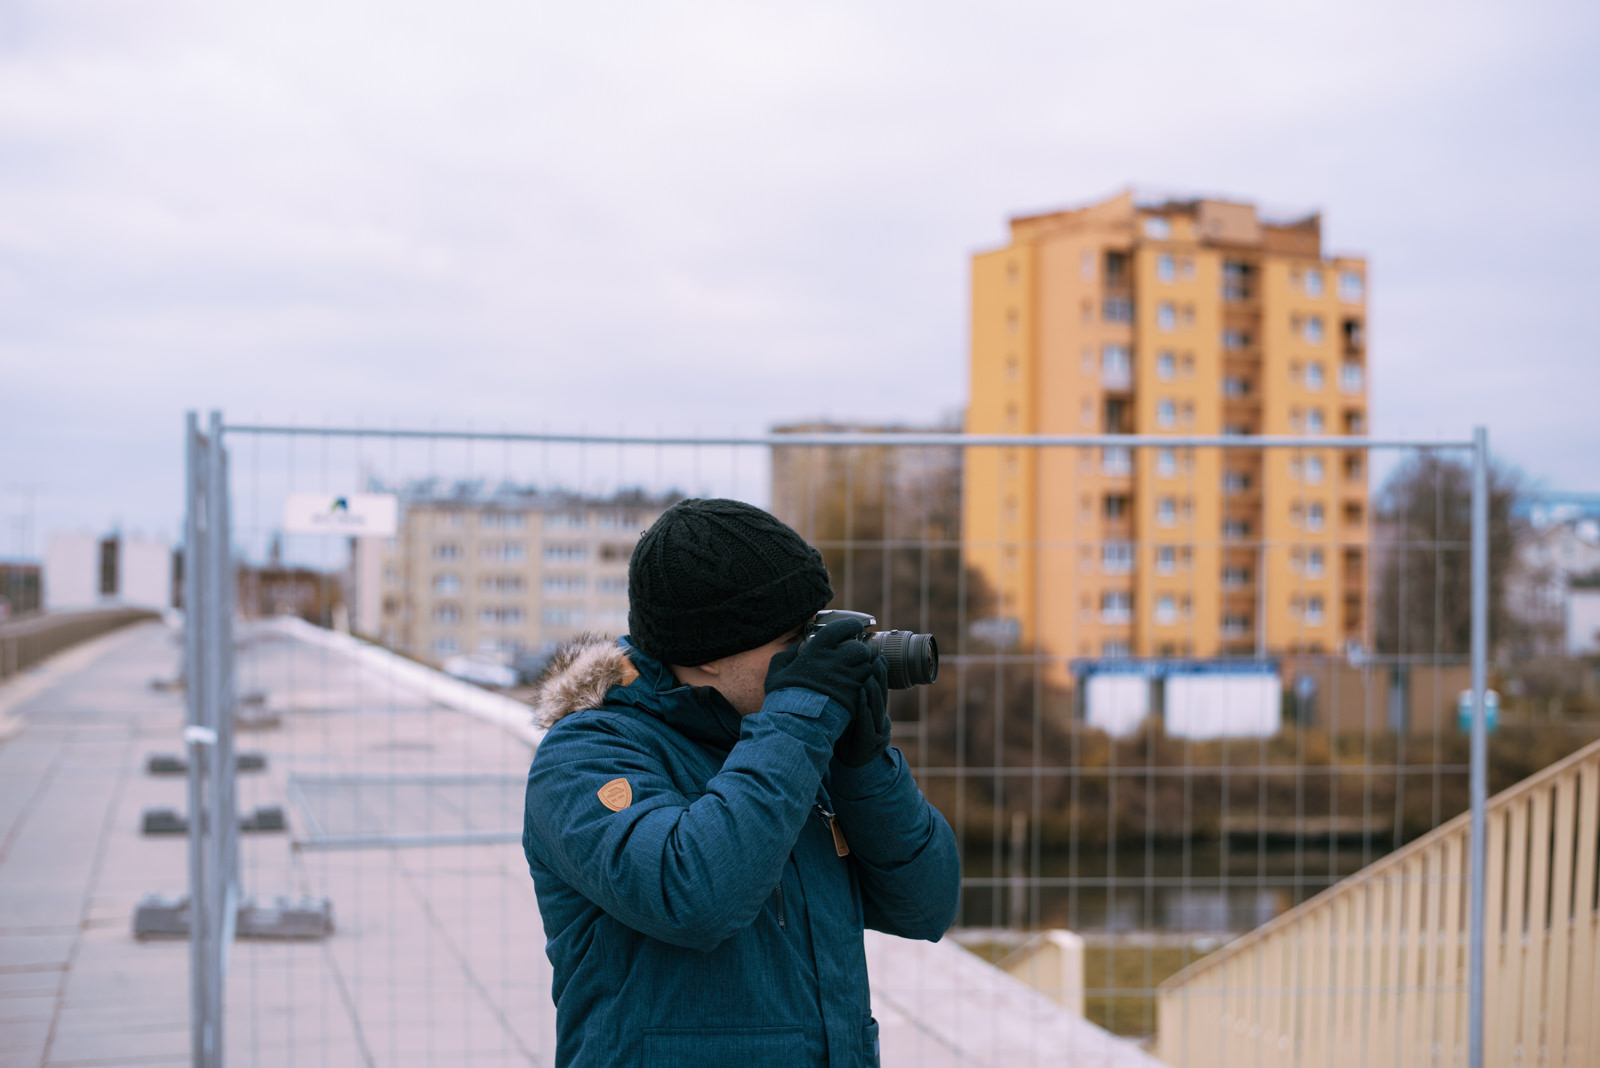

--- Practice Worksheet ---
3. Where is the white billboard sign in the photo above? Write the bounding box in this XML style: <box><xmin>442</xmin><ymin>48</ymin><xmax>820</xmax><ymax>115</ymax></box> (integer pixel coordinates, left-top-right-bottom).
<box><xmin>285</xmin><ymin>494</ymin><xmax>398</xmax><ymax>536</ymax></box>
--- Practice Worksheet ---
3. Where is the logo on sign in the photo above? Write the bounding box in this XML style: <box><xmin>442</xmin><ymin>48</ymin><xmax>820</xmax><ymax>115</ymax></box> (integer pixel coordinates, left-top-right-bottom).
<box><xmin>285</xmin><ymin>494</ymin><xmax>398</xmax><ymax>536</ymax></box>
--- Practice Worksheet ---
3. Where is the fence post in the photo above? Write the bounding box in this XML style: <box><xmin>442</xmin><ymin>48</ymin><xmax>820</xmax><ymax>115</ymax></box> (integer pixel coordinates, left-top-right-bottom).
<box><xmin>183</xmin><ymin>412</ymin><xmax>213</xmax><ymax>1066</ymax></box>
<box><xmin>1468</xmin><ymin>425</ymin><xmax>1489</xmax><ymax>1068</ymax></box>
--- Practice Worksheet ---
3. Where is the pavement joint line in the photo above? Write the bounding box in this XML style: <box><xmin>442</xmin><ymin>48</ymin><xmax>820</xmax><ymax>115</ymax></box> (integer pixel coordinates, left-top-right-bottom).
<box><xmin>38</xmin><ymin>705</ymin><xmax>139</xmax><ymax>1068</ymax></box>
<box><xmin>0</xmin><ymin>963</ymin><xmax>68</xmax><ymax>975</ymax></box>
<box><xmin>0</xmin><ymin>740</ymin><xmax>63</xmax><ymax>867</ymax></box>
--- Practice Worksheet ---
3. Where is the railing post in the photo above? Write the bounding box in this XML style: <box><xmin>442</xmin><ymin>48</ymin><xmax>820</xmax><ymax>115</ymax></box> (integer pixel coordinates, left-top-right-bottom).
<box><xmin>1468</xmin><ymin>425</ymin><xmax>1489</xmax><ymax>1068</ymax></box>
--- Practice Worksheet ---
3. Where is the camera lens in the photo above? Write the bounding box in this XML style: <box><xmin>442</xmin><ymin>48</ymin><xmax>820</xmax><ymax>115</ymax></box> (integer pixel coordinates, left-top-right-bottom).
<box><xmin>866</xmin><ymin>630</ymin><xmax>939</xmax><ymax>689</ymax></box>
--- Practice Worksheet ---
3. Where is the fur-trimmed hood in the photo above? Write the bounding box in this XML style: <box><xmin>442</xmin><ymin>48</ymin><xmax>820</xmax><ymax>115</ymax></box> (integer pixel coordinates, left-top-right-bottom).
<box><xmin>531</xmin><ymin>633</ymin><xmax>641</xmax><ymax>727</ymax></box>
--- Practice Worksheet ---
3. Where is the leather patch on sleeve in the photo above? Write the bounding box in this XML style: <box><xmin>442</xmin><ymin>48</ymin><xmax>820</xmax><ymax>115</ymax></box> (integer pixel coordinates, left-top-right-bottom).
<box><xmin>597</xmin><ymin>777</ymin><xmax>633</xmax><ymax>812</ymax></box>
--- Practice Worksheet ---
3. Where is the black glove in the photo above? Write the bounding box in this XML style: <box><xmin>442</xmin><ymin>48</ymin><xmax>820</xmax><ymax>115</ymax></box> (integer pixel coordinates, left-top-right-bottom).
<box><xmin>832</xmin><ymin>654</ymin><xmax>890</xmax><ymax>767</ymax></box>
<box><xmin>763</xmin><ymin>616</ymin><xmax>875</xmax><ymax>733</ymax></box>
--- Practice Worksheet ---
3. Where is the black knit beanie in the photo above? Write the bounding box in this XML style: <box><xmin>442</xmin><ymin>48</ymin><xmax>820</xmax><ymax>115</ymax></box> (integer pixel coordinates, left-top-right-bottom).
<box><xmin>627</xmin><ymin>498</ymin><xmax>833</xmax><ymax>666</ymax></box>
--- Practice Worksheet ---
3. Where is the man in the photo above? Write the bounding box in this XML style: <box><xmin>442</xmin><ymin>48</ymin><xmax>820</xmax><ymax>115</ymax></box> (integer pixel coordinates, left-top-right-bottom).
<box><xmin>522</xmin><ymin>497</ymin><xmax>961</xmax><ymax>1068</ymax></box>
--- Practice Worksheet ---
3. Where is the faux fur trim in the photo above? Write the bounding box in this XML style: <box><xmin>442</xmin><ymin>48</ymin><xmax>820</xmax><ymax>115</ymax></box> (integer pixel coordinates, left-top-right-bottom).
<box><xmin>532</xmin><ymin>633</ymin><xmax>640</xmax><ymax>727</ymax></box>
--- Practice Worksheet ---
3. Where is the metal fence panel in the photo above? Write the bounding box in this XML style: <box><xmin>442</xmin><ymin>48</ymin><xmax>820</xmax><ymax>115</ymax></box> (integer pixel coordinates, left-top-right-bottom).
<box><xmin>172</xmin><ymin>414</ymin><xmax>1533</xmax><ymax>1067</ymax></box>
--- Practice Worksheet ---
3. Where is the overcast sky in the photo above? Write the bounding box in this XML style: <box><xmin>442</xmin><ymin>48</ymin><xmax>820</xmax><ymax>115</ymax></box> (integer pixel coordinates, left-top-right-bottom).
<box><xmin>2</xmin><ymin>0</ymin><xmax>1597</xmax><ymax>554</ymax></box>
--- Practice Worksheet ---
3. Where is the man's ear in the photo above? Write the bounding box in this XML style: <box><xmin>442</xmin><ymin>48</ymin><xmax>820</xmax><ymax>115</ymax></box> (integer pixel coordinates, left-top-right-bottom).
<box><xmin>695</xmin><ymin>659</ymin><xmax>724</xmax><ymax>677</ymax></box>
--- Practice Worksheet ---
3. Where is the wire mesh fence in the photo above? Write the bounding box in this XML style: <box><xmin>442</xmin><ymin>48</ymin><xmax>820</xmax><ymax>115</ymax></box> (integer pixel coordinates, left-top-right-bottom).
<box><xmin>168</xmin><ymin>414</ymin><xmax>1561</xmax><ymax>1067</ymax></box>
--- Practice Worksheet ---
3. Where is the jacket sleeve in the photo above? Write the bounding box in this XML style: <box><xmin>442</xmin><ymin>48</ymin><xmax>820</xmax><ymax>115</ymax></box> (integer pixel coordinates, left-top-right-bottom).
<box><xmin>828</xmin><ymin>747</ymin><xmax>961</xmax><ymax>942</ymax></box>
<box><xmin>524</xmin><ymin>687</ymin><xmax>849</xmax><ymax>952</ymax></box>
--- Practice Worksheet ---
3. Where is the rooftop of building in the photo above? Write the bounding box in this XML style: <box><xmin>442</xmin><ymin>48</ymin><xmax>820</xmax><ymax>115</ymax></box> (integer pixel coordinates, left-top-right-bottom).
<box><xmin>372</xmin><ymin>478</ymin><xmax>684</xmax><ymax>513</ymax></box>
<box><xmin>1001</xmin><ymin>187</ymin><xmax>1358</xmax><ymax>261</ymax></box>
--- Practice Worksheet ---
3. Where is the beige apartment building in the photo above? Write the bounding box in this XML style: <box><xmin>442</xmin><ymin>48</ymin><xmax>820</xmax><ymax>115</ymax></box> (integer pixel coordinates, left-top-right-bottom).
<box><xmin>353</xmin><ymin>488</ymin><xmax>676</xmax><ymax>665</ymax></box>
<box><xmin>965</xmin><ymin>190</ymin><xmax>1370</xmax><ymax>673</ymax></box>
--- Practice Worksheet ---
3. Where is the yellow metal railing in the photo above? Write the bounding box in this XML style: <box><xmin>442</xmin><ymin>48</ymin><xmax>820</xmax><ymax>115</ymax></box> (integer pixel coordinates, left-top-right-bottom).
<box><xmin>1156</xmin><ymin>737</ymin><xmax>1600</xmax><ymax>1068</ymax></box>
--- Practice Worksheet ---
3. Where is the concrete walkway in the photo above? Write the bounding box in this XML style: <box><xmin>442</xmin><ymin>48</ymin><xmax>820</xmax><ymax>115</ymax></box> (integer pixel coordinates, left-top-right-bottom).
<box><xmin>0</xmin><ymin>621</ymin><xmax>1160</xmax><ymax>1068</ymax></box>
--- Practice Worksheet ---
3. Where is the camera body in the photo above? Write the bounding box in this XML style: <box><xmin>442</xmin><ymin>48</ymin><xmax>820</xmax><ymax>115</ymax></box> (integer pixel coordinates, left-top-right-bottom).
<box><xmin>800</xmin><ymin>610</ymin><xmax>939</xmax><ymax>689</ymax></box>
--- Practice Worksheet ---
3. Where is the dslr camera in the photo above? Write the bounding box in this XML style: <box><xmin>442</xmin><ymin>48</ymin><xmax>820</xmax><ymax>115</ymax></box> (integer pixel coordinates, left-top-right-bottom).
<box><xmin>800</xmin><ymin>610</ymin><xmax>939</xmax><ymax>689</ymax></box>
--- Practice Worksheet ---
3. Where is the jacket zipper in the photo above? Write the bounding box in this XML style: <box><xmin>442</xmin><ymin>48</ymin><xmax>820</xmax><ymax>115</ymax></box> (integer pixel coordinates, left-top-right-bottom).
<box><xmin>773</xmin><ymin>883</ymin><xmax>786</xmax><ymax>929</ymax></box>
<box><xmin>814</xmin><ymin>803</ymin><xmax>850</xmax><ymax>856</ymax></box>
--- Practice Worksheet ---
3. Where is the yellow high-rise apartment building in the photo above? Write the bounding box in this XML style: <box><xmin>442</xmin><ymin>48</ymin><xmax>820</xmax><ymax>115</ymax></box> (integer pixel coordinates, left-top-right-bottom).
<box><xmin>965</xmin><ymin>191</ymin><xmax>1369</xmax><ymax>672</ymax></box>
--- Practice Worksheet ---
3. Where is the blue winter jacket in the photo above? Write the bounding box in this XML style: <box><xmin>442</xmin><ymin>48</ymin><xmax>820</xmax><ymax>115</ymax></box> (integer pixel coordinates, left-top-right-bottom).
<box><xmin>522</xmin><ymin>635</ymin><xmax>961</xmax><ymax>1068</ymax></box>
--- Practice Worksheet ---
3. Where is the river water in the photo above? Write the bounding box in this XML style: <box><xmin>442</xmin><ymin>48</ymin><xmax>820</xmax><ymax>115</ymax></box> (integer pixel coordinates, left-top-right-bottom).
<box><xmin>957</xmin><ymin>841</ymin><xmax>1377</xmax><ymax>934</ymax></box>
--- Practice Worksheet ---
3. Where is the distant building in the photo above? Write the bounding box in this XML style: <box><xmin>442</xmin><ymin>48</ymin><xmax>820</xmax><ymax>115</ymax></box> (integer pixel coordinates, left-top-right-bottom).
<box><xmin>237</xmin><ymin>565</ymin><xmax>341</xmax><ymax>625</ymax></box>
<box><xmin>964</xmin><ymin>190</ymin><xmax>1370</xmax><ymax>675</ymax></box>
<box><xmin>1568</xmin><ymin>575</ymin><xmax>1600</xmax><ymax>657</ymax></box>
<box><xmin>1506</xmin><ymin>518</ymin><xmax>1600</xmax><ymax>659</ymax></box>
<box><xmin>44</xmin><ymin>531</ymin><xmax>173</xmax><ymax>612</ymax></box>
<box><xmin>352</xmin><ymin>485</ymin><xmax>678</xmax><ymax>665</ymax></box>
<box><xmin>0</xmin><ymin>560</ymin><xmax>41</xmax><ymax>618</ymax></box>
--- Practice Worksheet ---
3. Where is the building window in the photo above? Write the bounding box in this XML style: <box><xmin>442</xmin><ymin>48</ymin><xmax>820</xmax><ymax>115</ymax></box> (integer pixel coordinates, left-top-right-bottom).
<box><xmin>433</xmin><ymin>638</ymin><xmax>460</xmax><ymax>656</ymax></box>
<box><xmin>1222</xmin><ymin>614</ymin><xmax>1250</xmax><ymax>636</ymax></box>
<box><xmin>1307</xmin><ymin>502</ymin><xmax>1325</xmax><ymax>531</ymax></box>
<box><xmin>1304</xmin><ymin>316</ymin><xmax>1325</xmax><ymax>344</ymax></box>
<box><xmin>1223</xmin><ymin>566</ymin><xmax>1250</xmax><ymax>588</ymax></box>
<box><xmin>1156</xmin><ymin>595</ymin><xmax>1177</xmax><ymax>625</ymax></box>
<box><xmin>543</xmin><ymin>575</ymin><xmax>586</xmax><ymax>593</ymax></box>
<box><xmin>1102</xmin><ymin>640</ymin><xmax>1132</xmax><ymax>658</ymax></box>
<box><xmin>482</xmin><ymin>541</ymin><xmax>527</xmax><ymax>562</ymax></box>
<box><xmin>1101</xmin><ymin>345</ymin><xmax>1132</xmax><ymax>386</ymax></box>
<box><xmin>1339</xmin><ymin>271</ymin><xmax>1363</xmax><ymax>301</ymax></box>
<box><xmin>482</xmin><ymin>512</ymin><xmax>527</xmax><ymax>530</ymax></box>
<box><xmin>434</xmin><ymin>573</ymin><xmax>461</xmax><ymax>594</ymax></box>
<box><xmin>1100</xmin><ymin>592</ymin><xmax>1133</xmax><ymax>623</ymax></box>
<box><xmin>1103</xmin><ymin>495</ymin><xmax>1130</xmax><ymax>520</ymax></box>
<box><xmin>1103</xmin><ymin>298</ymin><xmax>1134</xmax><ymax>323</ymax></box>
<box><xmin>1102</xmin><ymin>542</ymin><xmax>1134</xmax><ymax>574</ymax></box>
<box><xmin>433</xmin><ymin>543</ymin><xmax>462</xmax><ymax>561</ymax></box>
<box><xmin>544</xmin><ymin>544</ymin><xmax>587</xmax><ymax>561</ymax></box>
<box><xmin>1223</xmin><ymin>470</ymin><xmax>1251</xmax><ymax>494</ymax></box>
<box><xmin>433</xmin><ymin>604</ymin><xmax>460</xmax><ymax>625</ymax></box>
<box><xmin>1081</xmin><ymin>251</ymin><xmax>1095</xmax><ymax>281</ymax></box>
<box><xmin>1304</xmin><ymin>269</ymin><xmax>1324</xmax><ymax>297</ymax></box>
<box><xmin>597</xmin><ymin>575</ymin><xmax>628</xmax><ymax>594</ymax></box>
<box><xmin>543</xmin><ymin>606</ymin><xmax>587</xmax><ymax>626</ymax></box>
<box><xmin>1223</xmin><ymin>261</ymin><xmax>1252</xmax><ymax>302</ymax></box>
<box><xmin>1156</xmin><ymin>448</ymin><xmax>1177</xmax><ymax>478</ymax></box>
<box><xmin>1144</xmin><ymin>216</ymin><xmax>1171</xmax><ymax>239</ymax></box>
<box><xmin>1304</xmin><ymin>456</ymin><xmax>1324</xmax><ymax>485</ymax></box>
<box><xmin>1102</xmin><ymin>446</ymin><xmax>1132</xmax><ymax>476</ymax></box>
<box><xmin>1156</xmin><ymin>546</ymin><xmax>1178</xmax><ymax>574</ymax></box>
<box><xmin>1157</xmin><ymin>399</ymin><xmax>1177</xmax><ymax>429</ymax></box>
<box><xmin>1157</xmin><ymin>303</ymin><xmax>1176</xmax><ymax>331</ymax></box>
<box><xmin>1223</xmin><ymin>329</ymin><xmax>1251</xmax><ymax>351</ymax></box>
<box><xmin>1307</xmin><ymin>548</ymin><xmax>1325</xmax><ymax>578</ymax></box>
<box><xmin>1223</xmin><ymin>518</ymin><xmax>1250</xmax><ymax>540</ymax></box>
<box><xmin>1305</xmin><ymin>362</ymin><xmax>1324</xmax><ymax>390</ymax></box>
<box><xmin>1306</xmin><ymin>409</ymin><xmax>1325</xmax><ymax>435</ymax></box>
<box><xmin>1157</xmin><ymin>497</ymin><xmax>1177</xmax><ymax>526</ymax></box>
<box><xmin>1341</xmin><ymin>363</ymin><xmax>1364</xmax><ymax>392</ymax></box>
<box><xmin>1223</xmin><ymin>376</ymin><xmax>1250</xmax><ymax>398</ymax></box>
<box><xmin>383</xmin><ymin>566</ymin><xmax>400</xmax><ymax>587</ymax></box>
<box><xmin>1306</xmin><ymin>596</ymin><xmax>1325</xmax><ymax>625</ymax></box>
<box><xmin>1157</xmin><ymin>254</ymin><xmax>1176</xmax><ymax>282</ymax></box>
<box><xmin>1157</xmin><ymin>351</ymin><xmax>1176</xmax><ymax>380</ymax></box>
<box><xmin>546</xmin><ymin>513</ymin><xmax>586</xmax><ymax>530</ymax></box>
<box><xmin>481</xmin><ymin>575</ymin><xmax>525</xmax><ymax>593</ymax></box>
<box><xmin>1345</xmin><ymin>409</ymin><xmax>1366</xmax><ymax>434</ymax></box>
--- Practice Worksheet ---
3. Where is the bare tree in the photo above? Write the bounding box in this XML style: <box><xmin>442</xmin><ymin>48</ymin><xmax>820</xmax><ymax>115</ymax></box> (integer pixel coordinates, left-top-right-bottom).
<box><xmin>1372</xmin><ymin>452</ymin><xmax>1521</xmax><ymax>656</ymax></box>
